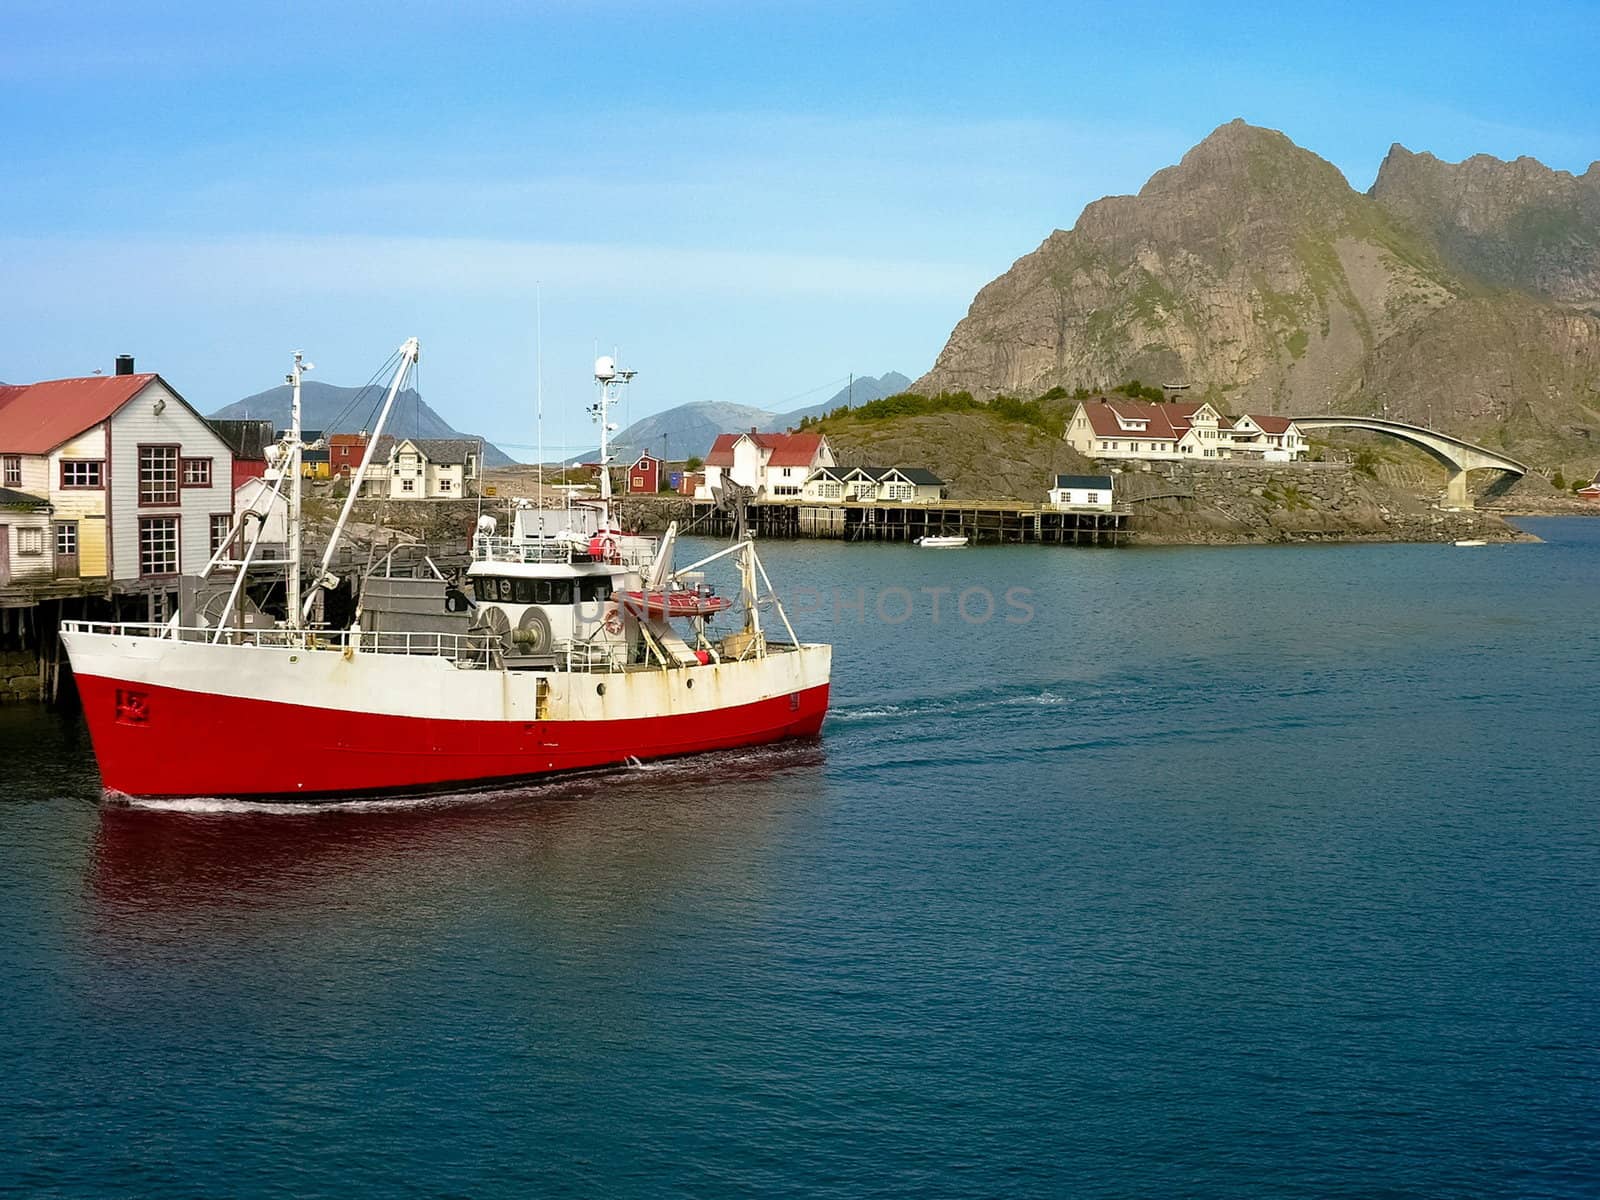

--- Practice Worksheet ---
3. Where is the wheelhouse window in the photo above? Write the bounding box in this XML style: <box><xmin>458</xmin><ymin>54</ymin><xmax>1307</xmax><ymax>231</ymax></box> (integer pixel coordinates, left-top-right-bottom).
<box><xmin>2</xmin><ymin>455</ymin><xmax>19</xmax><ymax>486</ymax></box>
<box><xmin>139</xmin><ymin>516</ymin><xmax>179</xmax><ymax>576</ymax></box>
<box><xmin>60</xmin><ymin>460</ymin><xmax>103</xmax><ymax>488</ymax></box>
<box><xmin>139</xmin><ymin>446</ymin><xmax>179</xmax><ymax>505</ymax></box>
<box><xmin>473</xmin><ymin>576</ymin><xmax>583</xmax><ymax>605</ymax></box>
<box><xmin>578</xmin><ymin>577</ymin><xmax>612</xmax><ymax>603</ymax></box>
<box><xmin>181</xmin><ymin>458</ymin><xmax>212</xmax><ymax>487</ymax></box>
<box><xmin>210</xmin><ymin>514</ymin><xmax>232</xmax><ymax>554</ymax></box>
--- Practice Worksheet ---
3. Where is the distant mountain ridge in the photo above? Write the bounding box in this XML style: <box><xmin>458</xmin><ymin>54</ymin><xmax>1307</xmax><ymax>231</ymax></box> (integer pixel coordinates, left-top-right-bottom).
<box><xmin>210</xmin><ymin>381</ymin><xmax>515</xmax><ymax>466</ymax></box>
<box><xmin>912</xmin><ymin>120</ymin><xmax>1600</xmax><ymax>466</ymax></box>
<box><xmin>583</xmin><ymin>373</ymin><xmax>911</xmax><ymax>463</ymax></box>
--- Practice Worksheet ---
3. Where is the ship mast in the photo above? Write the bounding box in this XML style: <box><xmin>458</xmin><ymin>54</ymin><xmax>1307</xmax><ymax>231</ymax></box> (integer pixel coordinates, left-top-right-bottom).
<box><xmin>299</xmin><ymin>337</ymin><xmax>420</xmax><ymax>623</ymax></box>
<box><xmin>286</xmin><ymin>351</ymin><xmax>308</xmax><ymax>627</ymax></box>
<box><xmin>589</xmin><ymin>354</ymin><xmax>635</xmax><ymax>525</ymax></box>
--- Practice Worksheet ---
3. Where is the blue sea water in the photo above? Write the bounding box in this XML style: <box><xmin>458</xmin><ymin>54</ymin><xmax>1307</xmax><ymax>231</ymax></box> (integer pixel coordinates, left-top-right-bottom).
<box><xmin>1</xmin><ymin>519</ymin><xmax>1597</xmax><ymax>1198</ymax></box>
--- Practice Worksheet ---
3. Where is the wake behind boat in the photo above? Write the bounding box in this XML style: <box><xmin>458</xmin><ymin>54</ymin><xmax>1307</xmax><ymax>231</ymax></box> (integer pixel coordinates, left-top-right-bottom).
<box><xmin>60</xmin><ymin>343</ymin><xmax>831</xmax><ymax>801</ymax></box>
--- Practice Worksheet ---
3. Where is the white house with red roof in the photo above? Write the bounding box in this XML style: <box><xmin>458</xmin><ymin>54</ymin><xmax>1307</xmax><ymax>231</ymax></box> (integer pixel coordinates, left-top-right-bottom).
<box><xmin>0</xmin><ymin>358</ymin><xmax>235</xmax><ymax>584</ymax></box>
<box><xmin>1225</xmin><ymin>413</ymin><xmax>1309</xmax><ymax>461</ymax></box>
<box><xmin>698</xmin><ymin>430</ymin><xmax>834</xmax><ymax>499</ymax></box>
<box><xmin>1064</xmin><ymin>399</ymin><xmax>1307</xmax><ymax>463</ymax></box>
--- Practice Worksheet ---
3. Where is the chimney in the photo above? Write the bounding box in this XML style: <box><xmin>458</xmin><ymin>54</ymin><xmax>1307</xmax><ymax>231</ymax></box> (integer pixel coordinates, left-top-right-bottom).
<box><xmin>750</xmin><ymin>426</ymin><xmax>758</xmax><ymax>435</ymax></box>
<box><xmin>115</xmin><ymin>354</ymin><xmax>135</xmax><ymax>376</ymax></box>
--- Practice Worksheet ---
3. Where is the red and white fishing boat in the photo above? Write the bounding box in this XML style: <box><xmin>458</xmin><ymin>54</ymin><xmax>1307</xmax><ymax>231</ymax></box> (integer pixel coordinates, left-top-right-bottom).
<box><xmin>60</xmin><ymin>341</ymin><xmax>831</xmax><ymax>801</ymax></box>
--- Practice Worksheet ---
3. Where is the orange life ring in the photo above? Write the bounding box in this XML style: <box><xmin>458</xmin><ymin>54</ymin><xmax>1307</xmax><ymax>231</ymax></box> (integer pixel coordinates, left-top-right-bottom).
<box><xmin>603</xmin><ymin>606</ymin><xmax>625</xmax><ymax>636</ymax></box>
<box><xmin>588</xmin><ymin>534</ymin><xmax>621</xmax><ymax>563</ymax></box>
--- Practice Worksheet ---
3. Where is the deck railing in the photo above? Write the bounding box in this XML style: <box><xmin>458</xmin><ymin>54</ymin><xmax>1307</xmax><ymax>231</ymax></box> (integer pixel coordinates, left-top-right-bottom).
<box><xmin>473</xmin><ymin>534</ymin><xmax>657</xmax><ymax>570</ymax></box>
<box><xmin>59</xmin><ymin>620</ymin><xmax>500</xmax><ymax>666</ymax></box>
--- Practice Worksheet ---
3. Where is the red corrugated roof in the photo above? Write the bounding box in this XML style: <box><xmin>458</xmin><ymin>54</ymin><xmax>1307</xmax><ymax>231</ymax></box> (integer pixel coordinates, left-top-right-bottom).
<box><xmin>1248</xmin><ymin>414</ymin><xmax>1294</xmax><ymax>434</ymax></box>
<box><xmin>0</xmin><ymin>374</ymin><xmax>157</xmax><ymax>454</ymax></box>
<box><xmin>1082</xmin><ymin>401</ymin><xmax>1182</xmax><ymax>440</ymax></box>
<box><xmin>763</xmin><ymin>433</ymin><xmax>825</xmax><ymax>467</ymax></box>
<box><xmin>705</xmin><ymin>433</ymin><xmax>741</xmax><ymax>467</ymax></box>
<box><xmin>1080</xmin><ymin>400</ymin><xmax>1238</xmax><ymax>442</ymax></box>
<box><xmin>704</xmin><ymin>431</ymin><xmax>825</xmax><ymax>469</ymax></box>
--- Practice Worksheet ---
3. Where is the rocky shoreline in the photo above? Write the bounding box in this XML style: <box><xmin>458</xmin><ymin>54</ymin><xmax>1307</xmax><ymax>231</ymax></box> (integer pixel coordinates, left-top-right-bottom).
<box><xmin>1116</xmin><ymin>460</ymin><xmax>1530</xmax><ymax>546</ymax></box>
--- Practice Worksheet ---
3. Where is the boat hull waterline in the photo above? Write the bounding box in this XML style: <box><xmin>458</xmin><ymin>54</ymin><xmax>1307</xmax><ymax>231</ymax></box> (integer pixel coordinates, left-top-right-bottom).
<box><xmin>65</xmin><ymin>631</ymin><xmax>831</xmax><ymax>800</ymax></box>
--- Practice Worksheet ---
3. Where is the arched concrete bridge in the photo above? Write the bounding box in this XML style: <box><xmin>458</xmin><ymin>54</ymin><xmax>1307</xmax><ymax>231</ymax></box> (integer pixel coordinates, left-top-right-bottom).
<box><xmin>1289</xmin><ymin>416</ymin><xmax>1529</xmax><ymax>509</ymax></box>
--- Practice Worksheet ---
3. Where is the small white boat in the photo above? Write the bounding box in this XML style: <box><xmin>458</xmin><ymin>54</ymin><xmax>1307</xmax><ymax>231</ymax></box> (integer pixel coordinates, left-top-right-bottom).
<box><xmin>1453</xmin><ymin>538</ymin><xmax>1488</xmax><ymax>547</ymax></box>
<box><xmin>915</xmin><ymin>535</ymin><xmax>969</xmax><ymax>549</ymax></box>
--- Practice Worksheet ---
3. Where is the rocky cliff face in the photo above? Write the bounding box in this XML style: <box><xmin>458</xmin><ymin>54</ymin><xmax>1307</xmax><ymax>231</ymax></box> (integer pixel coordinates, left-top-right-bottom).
<box><xmin>1369</xmin><ymin>145</ymin><xmax>1600</xmax><ymax>307</ymax></box>
<box><xmin>914</xmin><ymin>121</ymin><xmax>1600</xmax><ymax>461</ymax></box>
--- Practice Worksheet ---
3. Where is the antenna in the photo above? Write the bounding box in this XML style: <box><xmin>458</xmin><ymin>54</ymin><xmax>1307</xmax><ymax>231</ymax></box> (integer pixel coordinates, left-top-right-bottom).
<box><xmin>536</xmin><ymin>284</ymin><xmax>544</xmax><ymax>511</ymax></box>
<box><xmin>589</xmin><ymin>350</ymin><xmax>636</xmax><ymax>514</ymax></box>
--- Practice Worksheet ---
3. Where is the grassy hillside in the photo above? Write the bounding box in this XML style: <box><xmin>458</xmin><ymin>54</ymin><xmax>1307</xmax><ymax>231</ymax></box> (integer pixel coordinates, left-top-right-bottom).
<box><xmin>810</xmin><ymin>407</ymin><xmax>1098</xmax><ymax>501</ymax></box>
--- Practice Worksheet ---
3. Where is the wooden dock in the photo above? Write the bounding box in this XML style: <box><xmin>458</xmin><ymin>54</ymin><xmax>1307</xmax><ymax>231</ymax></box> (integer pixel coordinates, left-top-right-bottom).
<box><xmin>672</xmin><ymin>500</ymin><xmax>1130</xmax><ymax>546</ymax></box>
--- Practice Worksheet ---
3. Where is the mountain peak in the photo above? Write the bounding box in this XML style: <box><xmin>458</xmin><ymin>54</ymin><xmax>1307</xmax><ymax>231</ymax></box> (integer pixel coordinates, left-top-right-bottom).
<box><xmin>1130</xmin><ymin>119</ymin><xmax>1354</xmax><ymax>218</ymax></box>
<box><xmin>1371</xmin><ymin>140</ymin><xmax>1600</xmax><ymax>303</ymax></box>
<box><xmin>912</xmin><ymin>120</ymin><xmax>1600</xmax><ymax>450</ymax></box>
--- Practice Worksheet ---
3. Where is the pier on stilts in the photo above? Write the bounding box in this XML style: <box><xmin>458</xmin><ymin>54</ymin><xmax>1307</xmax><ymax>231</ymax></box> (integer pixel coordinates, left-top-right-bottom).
<box><xmin>662</xmin><ymin>500</ymin><xmax>1129</xmax><ymax>546</ymax></box>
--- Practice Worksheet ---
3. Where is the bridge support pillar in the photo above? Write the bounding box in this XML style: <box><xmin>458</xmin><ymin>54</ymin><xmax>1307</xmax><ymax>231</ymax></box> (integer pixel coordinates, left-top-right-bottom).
<box><xmin>1444</xmin><ymin>470</ymin><xmax>1471</xmax><ymax>509</ymax></box>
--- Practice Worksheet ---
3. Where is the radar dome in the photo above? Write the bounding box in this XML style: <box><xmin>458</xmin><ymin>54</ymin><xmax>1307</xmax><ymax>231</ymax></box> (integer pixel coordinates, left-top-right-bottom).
<box><xmin>594</xmin><ymin>355</ymin><xmax>617</xmax><ymax>382</ymax></box>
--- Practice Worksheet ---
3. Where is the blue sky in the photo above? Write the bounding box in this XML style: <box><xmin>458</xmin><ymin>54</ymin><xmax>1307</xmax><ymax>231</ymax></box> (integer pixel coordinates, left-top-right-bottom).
<box><xmin>3</xmin><ymin>0</ymin><xmax>1595</xmax><ymax>459</ymax></box>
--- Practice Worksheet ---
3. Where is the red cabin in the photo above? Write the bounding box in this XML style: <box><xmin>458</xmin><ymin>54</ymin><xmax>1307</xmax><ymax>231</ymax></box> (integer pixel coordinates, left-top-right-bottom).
<box><xmin>628</xmin><ymin>453</ymin><xmax>661</xmax><ymax>494</ymax></box>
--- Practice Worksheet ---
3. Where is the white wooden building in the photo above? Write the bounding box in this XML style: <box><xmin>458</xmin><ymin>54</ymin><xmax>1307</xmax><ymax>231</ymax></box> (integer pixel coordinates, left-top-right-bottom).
<box><xmin>367</xmin><ymin>437</ymin><xmax>482</xmax><ymax>499</ymax></box>
<box><xmin>0</xmin><ymin>488</ymin><xmax>56</xmax><ymax>589</ymax></box>
<box><xmin>0</xmin><ymin>360</ymin><xmax>235</xmax><ymax>583</ymax></box>
<box><xmin>698</xmin><ymin>432</ymin><xmax>834</xmax><ymax>499</ymax></box>
<box><xmin>1064</xmin><ymin>399</ymin><xmax>1307</xmax><ymax>463</ymax></box>
<box><xmin>1048</xmin><ymin>473</ymin><xmax>1115</xmax><ymax>509</ymax></box>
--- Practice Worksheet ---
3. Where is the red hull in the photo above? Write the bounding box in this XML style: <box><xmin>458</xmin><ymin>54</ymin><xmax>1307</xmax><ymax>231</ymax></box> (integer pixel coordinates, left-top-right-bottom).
<box><xmin>74</xmin><ymin>673</ymin><xmax>830</xmax><ymax>800</ymax></box>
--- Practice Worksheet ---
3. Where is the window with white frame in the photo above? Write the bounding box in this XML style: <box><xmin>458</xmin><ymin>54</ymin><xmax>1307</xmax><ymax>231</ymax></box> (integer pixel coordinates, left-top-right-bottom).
<box><xmin>181</xmin><ymin>458</ymin><xmax>212</xmax><ymax>487</ymax></box>
<box><xmin>17</xmin><ymin>527</ymin><xmax>45</xmax><ymax>555</ymax></box>
<box><xmin>210</xmin><ymin>514</ymin><xmax>232</xmax><ymax>554</ymax></box>
<box><xmin>139</xmin><ymin>446</ymin><xmax>179</xmax><ymax>504</ymax></box>
<box><xmin>439</xmin><ymin>477</ymin><xmax>453</xmax><ymax>493</ymax></box>
<box><xmin>401</xmin><ymin>478</ymin><xmax>415</xmax><ymax>493</ymax></box>
<box><xmin>2</xmin><ymin>455</ymin><xmax>20</xmax><ymax>486</ymax></box>
<box><xmin>55</xmin><ymin>522</ymin><xmax>77</xmax><ymax>556</ymax></box>
<box><xmin>139</xmin><ymin>516</ymin><xmax>179</xmax><ymax>576</ymax></box>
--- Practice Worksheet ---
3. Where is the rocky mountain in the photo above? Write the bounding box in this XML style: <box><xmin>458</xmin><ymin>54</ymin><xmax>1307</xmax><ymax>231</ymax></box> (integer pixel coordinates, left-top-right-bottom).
<box><xmin>913</xmin><ymin>120</ymin><xmax>1600</xmax><ymax>465</ymax></box>
<box><xmin>1370</xmin><ymin>145</ymin><xmax>1600</xmax><ymax>308</ymax></box>
<box><xmin>587</xmin><ymin>373</ymin><xmax>910</xmax><ymax>463</ymax></box>
<box><xmin>210</xmin><ymin>381</ymin><xmax>514</xmax><ymax>466</ymax></box>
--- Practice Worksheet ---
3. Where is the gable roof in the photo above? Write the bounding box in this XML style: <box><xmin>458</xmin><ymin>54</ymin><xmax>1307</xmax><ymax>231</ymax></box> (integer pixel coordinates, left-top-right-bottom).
<box><xmin>1245</xmin><ymin>414</ymin><xmax>1295</xmax><ymax>435</ymax></box>
<box><xmin>1079</xmin><ymin>399</ymin><xmax>1222</xmax><ymax>442</ymax></box>
<box><xmin>892</xmin><ymin>467</ymin><xmax>944</xmax><ymax>486</ymax></box>
<box><xmin>377</xmin><ymin>436</ymin><xmax>478</xmax><ymax>465</ymax></box>
<box><xmin>1054</xmin><ymin>474</ymin><xmax>1114</xmax><ymax>490</ymax></box>
<box><xmin>0</xmin><ymin>374</ymin><xmax>157</xmax><ymax>454</ymax></box>
<box><xmin>413</xmin><ymin>438</ymin><xmax>478</xmax><ymax>465</ymax></box>
<box><xmin>705</xmin><ymin>431</ymin><xmax>826</xmax><ymax>469</ymax></box>
<box><xmin>764</xmin><ymin>433</ymin><xmax>825</xmax><ymax>467</ymax></box>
